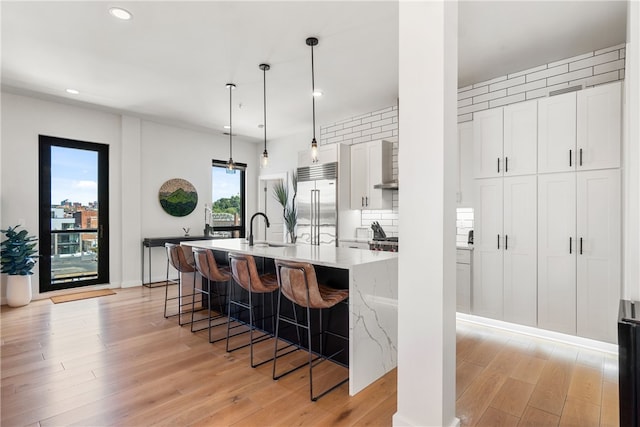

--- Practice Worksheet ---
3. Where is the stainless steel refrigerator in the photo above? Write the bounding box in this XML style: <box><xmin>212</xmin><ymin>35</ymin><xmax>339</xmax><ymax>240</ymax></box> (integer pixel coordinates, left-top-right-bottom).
<box><xmin>296</xmin><ymin>162</ymin><xmax>338</xmax><ymax>246</ymax></box>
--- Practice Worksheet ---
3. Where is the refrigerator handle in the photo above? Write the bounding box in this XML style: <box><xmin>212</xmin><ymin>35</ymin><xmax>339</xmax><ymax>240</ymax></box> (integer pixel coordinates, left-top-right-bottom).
<box><xmin>316</xmin><ymin>189</ymin><xmax>321</xmax><ymax>245</ymax></box>
<box><xmin>309</xmin><ymin>189</ymin><xmax>315</xmax><ymax>245</ymax></box>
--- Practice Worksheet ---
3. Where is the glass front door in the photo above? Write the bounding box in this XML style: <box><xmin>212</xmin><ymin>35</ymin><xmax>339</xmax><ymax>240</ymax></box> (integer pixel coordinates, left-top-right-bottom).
<box><xmin>39</xmin><ymin>135</ymin><xmax>109</xmax><ymax>292</ymax></box>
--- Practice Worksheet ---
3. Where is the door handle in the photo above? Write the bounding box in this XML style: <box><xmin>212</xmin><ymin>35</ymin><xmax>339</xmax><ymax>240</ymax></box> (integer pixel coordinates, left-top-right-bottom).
<box><xmin>580</xmin><ymin>237</ymin><xmax>583</xmax><ymax>255</ymax></box>
<box><xmin>579</xmin><ymin>148</ymin><xmax>583</xmax><ymax>166</ymax></box>
<box><xmin>505</xmin><ymin>157</ymin><xmax>508</xmax><ymax>173</ymax></box>
<box><xmin>569</xmin><ymin>149</ymin><xmax>572</xmax><ymax>167</ymax></box>
<box><xmin>569</xmin><ymin>237</ymin><xmax>572</xmax><ymax>254</ymax></box>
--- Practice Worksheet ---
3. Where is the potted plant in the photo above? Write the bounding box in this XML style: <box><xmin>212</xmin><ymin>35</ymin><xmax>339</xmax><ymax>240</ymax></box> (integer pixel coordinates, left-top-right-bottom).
<box><xmin>1</xmin><ymin>225</ymin><xmax>38</xmax><ymax>307</ymax></box>
<box><xmin>273</xmin><ymin>172</ymin><xmax>298</xmax><ymax>244</ymax></box>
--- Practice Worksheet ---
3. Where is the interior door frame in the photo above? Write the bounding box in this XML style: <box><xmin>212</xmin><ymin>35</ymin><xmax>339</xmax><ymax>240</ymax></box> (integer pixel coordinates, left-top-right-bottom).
<box><xmin>258</xmin><ymin>172</ymin><xmax>288</xmax><ymax>242</ymax></box>
<box><xmin>38</xmin><ymin>135</ymin><xmax>110</xmax><ymax>292</ymax></box>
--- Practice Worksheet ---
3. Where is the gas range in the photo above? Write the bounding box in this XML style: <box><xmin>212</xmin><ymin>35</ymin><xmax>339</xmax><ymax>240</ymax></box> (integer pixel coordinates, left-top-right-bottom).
<box><xmin>369</xmin><ymin>237</ymin><xmax>399</xmax><ymax>252</ymax></box>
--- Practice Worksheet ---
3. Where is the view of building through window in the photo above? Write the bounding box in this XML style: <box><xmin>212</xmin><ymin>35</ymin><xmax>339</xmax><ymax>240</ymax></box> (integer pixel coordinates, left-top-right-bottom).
<box><xmin>50</xmin><ymin>146</ymin><xmax>99</xmax><ymax>283</ymax></box>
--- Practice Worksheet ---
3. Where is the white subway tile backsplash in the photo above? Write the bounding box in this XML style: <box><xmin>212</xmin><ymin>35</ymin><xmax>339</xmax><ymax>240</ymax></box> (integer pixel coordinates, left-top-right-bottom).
<box><xmin>362</xmin><ymin>127</ymin><xmax>382</xmax><ymax>136</ymax></box>
<box><xmin>526</xmin><ymin>64</ymin><xmax>569</xmax><ymax>82</ymax></box>
<box><xmin>362</xmin><ymin>114</ymin><xmax>382</xmax><ymax>124</ymax></box>
<box><xmin>594</xmin><ymin>59</ymin><xmax>625</xmax><ymax>75</ymax></box>
<box><xmin>352</xmin><ymin>123</ymin><xmax>373</xmax><ymax>133</ymax></box>
<box><xmin>582</xmin><ymin>70</ymin><xmax>621</xmax><ymax>87</ymax></box>
<box><xmin>458</xmin><ymin>85</ymin><xmax>489</xmax><ymax>101</ymax></box>
<box><xmin>371</xmin><ymin>130</ymin><xmax>394</xmax><ymax>140</ymax></box>
<box><xmin>621</xmin><ymin>48</ymin><xmax>626</xmax><ymax>59</ymax></box>
<box><xmin>475</xmin><ymin>75</ymin><xmax>507</xmax><ymax>87</ymax></box>
<box><xmin>526</xmin><ymin>82</ymin><xmax>569</xmax><ymax>100</ymax></box>
<box><xmin>548</xmin><ymin>51</ymin><xmax>593</xmax><ymax>68</ymax></box>
<box><xmin>353</xmin><ymin>135</ymin><xmax>373</xmax><ymax>144</ymax></box>
<box><xmin>595</xmin><ymin>43</ymin><xmax>625</xmax><ymax>55</ymax></box>
<box><xmin>507</xmin><ymin>79</ymin><xmax>546</xmax><ymax>96</ymax></box>
<box><xmin>381</xmin><ymin>110</ymin><xmax>398</xmax><ymax>120</ymax></box>
<box><xmin>458</xmin><ymin>84</ymin><xmax>473</xmax><ymax>93</ymax></box>
<box><xmin>489</xmin><ymin>92</ymin><xmax>526</xmax><ymax>108</ymax></box>
<box><xmin>473</xmin><ymin>88</ymin><xmax>507</xmax><ymax>103</ymax></box>
<box><xmin>458</xmin><ymin>97</ymin><xmax>473</xmax><ymax>108</ymax></box>
<box><xmin>458</xmin><ymin>101</ymin><xmax>489</xmax><ymax>116</ymax></box>
<box><xmin>508</xmin><ymin>63</ymin><xmax>547</xmax><ymax>79</ymax></box>
<box><xmin>458</xmin><ymin>113</ymin><xmax>473</xmax><ymax>123</ymax></box>
<box><xmin>547</xmin><ymin>67</ymin><xmax>593</xmax><ymax>86</ymax></box>
<box><xmin>569</xmin><ymin>50</ymin><xmax>618</xmax><ymax>71</ymax></box>
<box><xmin>489</xmin><ymin>75</ymin><xmax>526</xmax><ymax>92</ymax></box>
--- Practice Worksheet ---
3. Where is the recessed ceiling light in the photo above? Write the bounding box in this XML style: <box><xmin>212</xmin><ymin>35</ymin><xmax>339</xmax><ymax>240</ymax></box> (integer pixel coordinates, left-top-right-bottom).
<box><xmin>312</xmin><ymin>90</ymin><xmax>323</xmax><ymax>97</ymax></box>
<box><xmin>66</xmin><ymin>88</ymin><xmax>79</xmax><ymax>95</ymax></box>
<box><xmin>109</xmin><ymin>7</ymin><xmax>132</xmax><ymax>20</ymax></box>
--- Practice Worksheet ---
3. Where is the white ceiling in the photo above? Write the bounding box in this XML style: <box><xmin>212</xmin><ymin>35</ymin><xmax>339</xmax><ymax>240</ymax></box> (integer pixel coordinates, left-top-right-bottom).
<box><xmin>1</xmin><ymin>1</ymin><xmax>628</xmax><ymax>143</ymax></box>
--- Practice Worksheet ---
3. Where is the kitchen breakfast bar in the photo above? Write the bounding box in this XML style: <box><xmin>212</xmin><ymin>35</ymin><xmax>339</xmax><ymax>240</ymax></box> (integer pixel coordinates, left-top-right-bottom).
<box><xmin>181</xmin><ymin>238</ymin><xmax>398</xmax><ymax>396</ymax></box>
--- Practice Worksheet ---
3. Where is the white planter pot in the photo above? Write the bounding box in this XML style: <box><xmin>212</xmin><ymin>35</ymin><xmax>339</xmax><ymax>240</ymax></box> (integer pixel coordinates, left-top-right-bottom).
<box><xmin>6</xmin><ymin>275</ymin><xmax>33</xmax><ymax>307</ymax></box>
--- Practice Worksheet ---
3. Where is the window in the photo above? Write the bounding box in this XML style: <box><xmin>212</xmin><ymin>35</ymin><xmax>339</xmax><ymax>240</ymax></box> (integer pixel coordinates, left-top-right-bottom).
<box><xmin>210</xmin><ymin>160</ymin><xmax>246</xmax><ymax>238</ymax></box>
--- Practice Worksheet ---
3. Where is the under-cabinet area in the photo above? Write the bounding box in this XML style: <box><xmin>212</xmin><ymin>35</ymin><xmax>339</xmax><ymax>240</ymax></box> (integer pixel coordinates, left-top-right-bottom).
<box><xmin>461</xmin><ymin>80</ymin><xmax>622</xmax><ymax>344</ymax></box>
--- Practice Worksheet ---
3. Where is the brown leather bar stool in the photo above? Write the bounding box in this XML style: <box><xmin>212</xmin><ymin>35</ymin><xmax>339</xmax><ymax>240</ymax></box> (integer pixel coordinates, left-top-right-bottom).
<box><xmin>164</xmin><ymin>243</ymin><xmax>196</xmax><ymax>326</ymax></box>
<box><xmin>273</xmin><ymin>259</ymin><xmax>349</xmax><ymax>401</ymax></box>
<box><xmin>227</xmin><ymin>252</ymin><xmax>279</xmax><ymax>368</ymax></box>
<box><xmin>191</xmin><ymin>247</ymin><xmax>231</xmax><ymax>343</ymax></box>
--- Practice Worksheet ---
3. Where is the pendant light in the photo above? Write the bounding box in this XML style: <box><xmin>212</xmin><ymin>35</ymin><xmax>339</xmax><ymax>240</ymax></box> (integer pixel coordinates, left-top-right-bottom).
<box><xmin>259</xmin><ymin>63</ymin><xmax>270</xmax><ymax>168</ymax></box>
<box><xmin>306</xmin><ymin>37</ymin><xmax>319</xmax><ymax>163</ymax></box>
<box><xmin>225</xmin><ymin>83</ymin><xmax>236</xmax><ymax>173</ymax></box>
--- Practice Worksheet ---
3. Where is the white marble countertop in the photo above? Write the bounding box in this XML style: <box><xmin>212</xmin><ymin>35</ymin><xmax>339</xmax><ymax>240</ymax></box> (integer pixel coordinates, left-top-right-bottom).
<box><xmin>181</xmin><ymin>238</ymin><xmax>398</xmax><ymax>269</ymax></box>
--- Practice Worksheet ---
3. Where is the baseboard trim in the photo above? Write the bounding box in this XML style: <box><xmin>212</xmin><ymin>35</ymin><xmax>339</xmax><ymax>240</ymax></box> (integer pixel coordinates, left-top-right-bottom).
<box><xmin>457</xmin><ymin>313</ymin><xmax>618</xmax><ymax>355</ymax></box>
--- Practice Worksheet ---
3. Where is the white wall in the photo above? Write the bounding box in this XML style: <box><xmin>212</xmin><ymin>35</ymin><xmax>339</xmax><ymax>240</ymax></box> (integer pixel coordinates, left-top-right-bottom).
<box><xmin>0</xmin><ymin>92</ymin><xmax>259</xmax><ymax>298</ymax></box>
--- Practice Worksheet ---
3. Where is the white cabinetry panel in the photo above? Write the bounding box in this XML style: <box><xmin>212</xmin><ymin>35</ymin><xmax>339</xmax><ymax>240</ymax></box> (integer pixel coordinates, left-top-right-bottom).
<box><xmin>576</xmin><ymin>169</ymin><xmax>621</xmax><ymax>343</ymax></box>
<box><xmin>350</xmin><ymin>140</ymin><xmax>392</xmax><ymax>210</ymax></box>
<box><xmin>577</xmin><ymin>82</ymin><xmax>621</xmax><ymax>171</ymax></box>
<box><xmin>503</xmin><ymin>100</ymin><xmax>537</xmax><ymax>176</ymax></box>
<box><xmin>538</xmin><ymin>172</ymin><xmax>577</xmax><ymax>335</ymax></box>
<box><xmin>458</xmin><ymin>122</ymin><xmax>474</xmax><ymax>207</ymax></box>
<box><xmin>503</xmin><ymin>175</ymin><xmax>537</xmax><ymax>326</ymax></box>
<box><xmin>538</xmin><ymin>92</ymin><xmax>576</xmax><ymax>174</ymax></box>
<box><xmin>472</xmin><ymin>178</ymin><xmax>503</xmax><ymax>320</ymax></box>
<box><xmin>473</xmin><ymin>108</ymin><xmax>503</xmax><ymax>179</ymax></box>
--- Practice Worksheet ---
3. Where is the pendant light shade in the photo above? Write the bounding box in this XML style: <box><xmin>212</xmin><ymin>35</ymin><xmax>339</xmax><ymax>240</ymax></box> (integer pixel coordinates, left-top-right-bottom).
<box><xmin>259</xmin><ymin>63</ymin><xmax>270</xmax><ymax>168</ymax></box>
<box><xmin>306</xmin><ymin>37</ymin><xmax>319</xmax><ymax>163</ymax></box>
<box><xmin>226</xmin><ymin>83</ymin><xmax>236</xmax><ymax>173</ymax></box>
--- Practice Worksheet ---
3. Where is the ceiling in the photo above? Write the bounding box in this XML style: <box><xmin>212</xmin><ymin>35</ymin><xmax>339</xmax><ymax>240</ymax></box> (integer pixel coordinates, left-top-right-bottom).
<box><xmin>1</xmin><ymin>1</ymin><xmax>628</xmax><ymax>143</ymax></box>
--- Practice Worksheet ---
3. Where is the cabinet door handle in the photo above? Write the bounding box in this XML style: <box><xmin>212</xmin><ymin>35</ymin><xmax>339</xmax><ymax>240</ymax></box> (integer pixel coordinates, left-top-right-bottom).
<box><xmin>497</xmin><ymin>157</ymin><xmax>500</xmax><ymax>173</ymax></box>
<box><xmin>365</xmin><ymin>196</ymin><xmax>369</xmax><ymax>207</ymax></box>
<box><xmin>569</xmin><ymin>237</ymin><xmax>572</xmax><ymax>254</ymax></box>
<box><xmin>505</xmin><ymin>157</ymin><xmax>508</xmax><ymax>173</ymax></box>
<box><xmin>580</xmin><ymin>237</ymin><xmax>583</xmax><ymax>255</ymax></box>
<box><xmin>361</xmin><ymin>196</ymin><xmax>364</xmax><ymax>207</ymax></box>
<box><xmin>497</xmin><ymin>234</ymin><xmax>500</xmax><ymax>249</ymax></box>
<box><xmin>569</xmin><ymin>149</ymin><xmax>572</xmax><ymax>167</ymax></box>
<box><xmin>579</xmin><ymin>148</ymin><xmax>583</xmax><ymax>166</ymax></box>
<box><xmin>505</xmin><ymin>234</ymin><xmax>508</xmax><ymax>250</ymax></box>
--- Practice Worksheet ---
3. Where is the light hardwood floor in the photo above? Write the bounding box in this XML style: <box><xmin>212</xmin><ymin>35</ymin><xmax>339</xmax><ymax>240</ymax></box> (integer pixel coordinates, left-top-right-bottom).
<box><xmin>1</xmin><ymin>286</ymin><xmax>619</xmax><ymax>426</ymax></box>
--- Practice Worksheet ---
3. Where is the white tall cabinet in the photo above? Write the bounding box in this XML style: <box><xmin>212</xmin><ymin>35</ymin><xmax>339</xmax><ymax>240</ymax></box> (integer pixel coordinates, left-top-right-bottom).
<box><xmin>350</xmin><ymin>140</ymin><xmax>392</xmax><ymax>210</ymax></box>
<box><xmin>470</xmin><ymin>81</ymin><xmax>622</xmax><ymax>344</ymax></box>
<box><xmin>473</xmin><ymin>176</ymin><xmax>537</xmax><ymax>324</ymax></box>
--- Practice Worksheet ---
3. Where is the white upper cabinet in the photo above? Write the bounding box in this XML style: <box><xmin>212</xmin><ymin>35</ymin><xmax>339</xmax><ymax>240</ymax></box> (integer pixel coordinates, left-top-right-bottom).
<box><xmin>350</xmin><ymin>140</ymin><xmax>392</xmax><ymax>210</ymax></box>
<box><xmin>298</xmin><ymin>143</ymin><xmax>339</xmax><ymax>167</ymax></box>
<box><xmin>457</xmin><ymin>122</ymin><xmax>474</xmax><ymax>207</ymax></box>
<box><xmin>503</xmin><ymin>100</ymin><xmax>538</xmax><ymax>176</ymax></box>
<box><xmin>538</xmin><ymin>91</ymin><xmax>577</xmax><ymax>174</ymax></box>
<box><xmin>473</xmin><ymin>108</ymin><xmax>503</xmax><ymax>179</ymax></box>
<box><xmin>538</xmin><ymin>81</ymin><xmax>621</xmax><ymax>174</ymax></box>
<box><xmin>474</xmin><ymin>101</ymin><xmax>537</xmax><ymax>179</ymax></box>
<box><xmin>577</xmin><ymin>81</ymin><xmax>622</xmax><ymax>171</ymax></box>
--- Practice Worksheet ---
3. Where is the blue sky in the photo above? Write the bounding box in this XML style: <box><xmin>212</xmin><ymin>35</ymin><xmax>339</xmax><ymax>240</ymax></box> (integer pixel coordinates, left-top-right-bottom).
<box><xmin>211</xmin><ymin>166</ymin><xmax>240</xmax><ymax>201</ymax></box>
<box><xmin>51</xmin><ymin>146</ymin><xmax>97</xmax><ymax>205</ymax></box>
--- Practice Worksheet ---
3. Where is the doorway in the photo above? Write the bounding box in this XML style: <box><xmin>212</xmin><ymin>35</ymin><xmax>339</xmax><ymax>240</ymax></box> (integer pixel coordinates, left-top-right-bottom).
<box><xmin>258</xmin><ymin>173</ymin><xmax>287</xmax><ymax>242</ymax></box>
<box><xmin>38</xmin><ymin>135</ymin><xmax>109</xmax><ymax>292</ymax></box>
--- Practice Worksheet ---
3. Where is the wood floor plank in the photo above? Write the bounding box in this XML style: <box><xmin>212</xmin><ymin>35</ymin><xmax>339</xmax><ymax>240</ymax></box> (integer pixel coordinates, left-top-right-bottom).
<box><xmin>528</xmin><ymin>358</ymin><xmax>574</xmax><ymax>416</ymax></box>
<box><xmin>566</xmin><ymin>364</ymin><xmax>602</xmax><ymax>406</ymax></box>
<box><xmin>510</xmin><ymin>354</ymin><xmax>547</xmax><ymax>385</ymax></box>
<box><xmin>456</xmin><ymin>368</ymin><xmax>508</xmax><ymax>426</ymax></box>
<box><xmin>518</xmin><ymin>406</ymin><xmax>560</xmax><ymax>427</ymax></box>
<box><xmin>490</xmin><ymin>378</ymin><xmax>535</xmax><ymax>417</ymax></box>
<box><xmin>600</xmin><ymin>380</ymin><xmax>619</xmax><ymax>427</ymax></box>
<box><xmin>476</xmin><ymin>406</ymin><xmax>520</xmax><ymax>427</ymax></box>
<box><xmin>456</xmin><ymin>360</ymin><xmax>485</xmax><ymax>399</ymax></box>
<box><xmin>558</xmin><ymin>396</ymin><xmax>601</xmax><ymax>427</ymax></box>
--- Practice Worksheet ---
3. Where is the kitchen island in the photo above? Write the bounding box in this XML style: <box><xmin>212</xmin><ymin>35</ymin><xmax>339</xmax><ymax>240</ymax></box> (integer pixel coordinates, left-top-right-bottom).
<box><xmin>181</xmin><ymin>238</ymin><xmax>398</xmax><ymax>396</ymax></box>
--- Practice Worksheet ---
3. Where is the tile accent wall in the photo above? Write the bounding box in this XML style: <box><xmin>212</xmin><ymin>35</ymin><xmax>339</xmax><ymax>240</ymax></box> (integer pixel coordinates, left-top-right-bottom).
<box><xmin>458</xmin><ymin>43</ymin><xmax>626</xmax><ymax>123</ymax></box>
<box><xmin>320</xmin><ymin>105</ymin><xmax>399</xmax><ymax>237</ymax></box>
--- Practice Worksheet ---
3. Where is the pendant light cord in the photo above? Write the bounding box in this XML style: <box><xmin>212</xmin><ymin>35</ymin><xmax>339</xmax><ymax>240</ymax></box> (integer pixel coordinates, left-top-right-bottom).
<box><xmin>311</xmin><ymin>43</ymin><xmax>316</xmax><ymax>140</ymax></box>
<box><xmin>263</xmin><ymin>67</ymin><xmax>267</xmax><ymax>151</ymax></box>
<box><xmin>229</xmin><ymin>84</ymin><xmax>233</xmax><ymax>160</ymax></box>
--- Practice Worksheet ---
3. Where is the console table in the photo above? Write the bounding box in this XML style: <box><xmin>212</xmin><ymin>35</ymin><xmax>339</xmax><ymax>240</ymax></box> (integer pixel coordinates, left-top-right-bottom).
<box><xmin>141</xmin><ymin>236</ymin><xmax>215</xmax><ymax>287</ymax></box>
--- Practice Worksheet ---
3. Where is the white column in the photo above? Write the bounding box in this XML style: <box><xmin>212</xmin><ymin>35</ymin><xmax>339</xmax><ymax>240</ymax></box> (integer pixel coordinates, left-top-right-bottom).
<box><xmin>120</xmin><ymin>115</ymin><xmax>142</xmax><ymax>287</ymax></box>
<box><xmin>624</xmin><ymin>0</ymin><xmax>640</xmax><ymax>300</ymax></box>
<box><xmin>394</xmin><ymin>1</ymin><xmax>458</xmax><ymax>426</ymax></box>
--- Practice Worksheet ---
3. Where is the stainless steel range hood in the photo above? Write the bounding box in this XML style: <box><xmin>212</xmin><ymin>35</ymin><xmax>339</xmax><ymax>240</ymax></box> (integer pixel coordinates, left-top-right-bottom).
<box><xmin>374</xmin><ymin>179</ymin><xmax>398</xmax><ymax>190</ymax></box>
